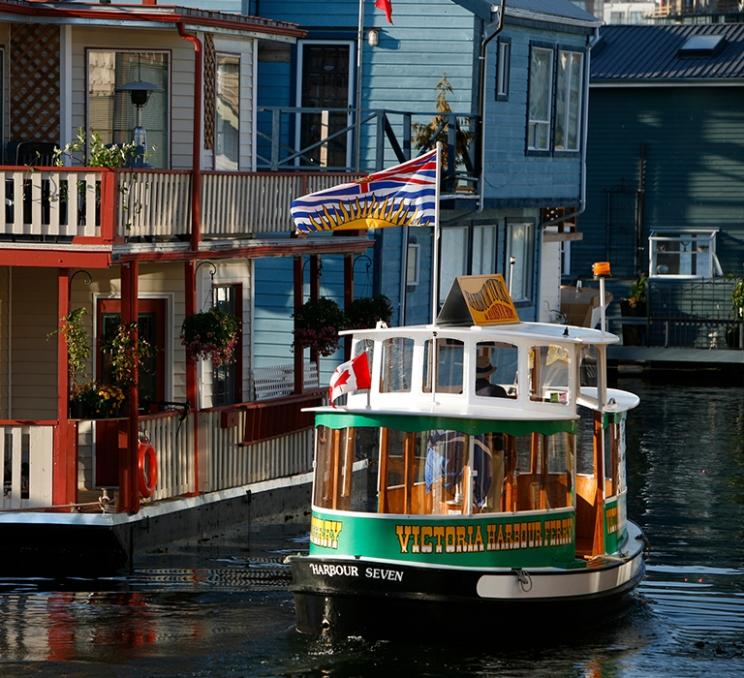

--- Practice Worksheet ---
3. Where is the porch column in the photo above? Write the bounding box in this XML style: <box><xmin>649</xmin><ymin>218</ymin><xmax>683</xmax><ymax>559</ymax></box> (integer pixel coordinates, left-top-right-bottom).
<box><xmin>293</xmin><ymin>256</ymin><xmax>304</xmax><ymax>394</ymax></box>
<box><xmin>185</xmin><ymin>259</ymin><xmax>200</xmax><ymax>495</ymax></box>
<box><xmin>309</xmin><ymin>255</ymin><xmax>320</xmax><ymax>364</ymax></box>
<box><xmin>53</xmin><ymin>268</ymin><xmax>75</xmax><ymax>507</ymax></box>
<box><xmin>344</xmin><ymin>254</ymin><xmax>353</xmax><ymax>360</ymax></box>
<box><xmin>120</xmin><ymin>261</ymin><xmax>140</xmax><ymax>514</ymax></box>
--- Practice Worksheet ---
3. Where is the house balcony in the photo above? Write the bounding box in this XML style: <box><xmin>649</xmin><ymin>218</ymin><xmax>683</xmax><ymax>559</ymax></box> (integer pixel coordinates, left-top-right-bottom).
<box><xmin>0</xmin><ymin>107</ymin><xmax>480</xmax><ymax>249</ymax></box>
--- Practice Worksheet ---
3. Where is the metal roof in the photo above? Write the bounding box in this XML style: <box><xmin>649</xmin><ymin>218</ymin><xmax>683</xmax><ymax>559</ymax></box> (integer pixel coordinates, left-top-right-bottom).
<box><xmin>507</xmin><ymin>0</ymin><xmax>600</xmax><ymax>26</ymax></box>
<box><xmin>591</xmin><ymin>23</ymin><xmax>744</xmax><ymax>83</ymax></box>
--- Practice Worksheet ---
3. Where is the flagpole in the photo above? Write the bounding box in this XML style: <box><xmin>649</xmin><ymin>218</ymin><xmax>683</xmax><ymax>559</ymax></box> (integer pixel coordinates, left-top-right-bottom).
<box><xmin>432</xmin><ymin>141</ymin><xmax>442</xmax><ymax>325</ymax></box>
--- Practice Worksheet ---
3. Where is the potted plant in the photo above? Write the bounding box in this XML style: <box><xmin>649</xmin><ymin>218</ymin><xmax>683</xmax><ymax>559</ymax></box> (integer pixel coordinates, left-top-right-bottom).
<box><xmin>345</xmin><ymin>295</ymin><xmax>393</xmax><ymax>330</ymax></box>
<box><xmin>105</xmin><ymin>322</ymin><xmax>154</xmax><ymax>387</ymax></box>
<box><xmin>49</xmin><ymin>307</ymin><xmax>89</xmax><ymax>389</ymax></box>
<box><xmin>181</xmin><ymin>307</ymin><xmax>240</xmax><ymax>367</ymax></box>
<box><xmin>727</xmin><ymin>278</ymin><xmax>744</xmax><ymax>349</ymax></box>
<box><xmin>620</xmin><ymin>275</ymin><xmax>648</xmax><ymax>346</ymax></box>
<box><xmin>413</xmin><ymin>75</ymin><xmax>473</xmax><ymax>181</ymax></box>
<box><xmin>70</xmin><ymin>383</ymin><xmax>126</xmax><ymax>419</ymax></box>
<box><xmin>294</xmin><ymin>297</ymin><xmax>345</xmax><ymax>357</ymax></box>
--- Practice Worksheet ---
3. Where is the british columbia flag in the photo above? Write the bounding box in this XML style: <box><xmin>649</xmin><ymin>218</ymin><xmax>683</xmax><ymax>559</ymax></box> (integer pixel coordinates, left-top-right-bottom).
<box><xmin>290</xmin><ymin>148</ymin><xmax>438</xmax><ymax>234</ymax></box>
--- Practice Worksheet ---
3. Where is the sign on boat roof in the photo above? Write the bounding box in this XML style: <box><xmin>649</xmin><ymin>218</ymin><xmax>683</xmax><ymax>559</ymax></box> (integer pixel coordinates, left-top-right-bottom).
<box><xmin>438</xmin><ymin>275</ymin><xmax>520</xmax><ymax>326</ymax></box>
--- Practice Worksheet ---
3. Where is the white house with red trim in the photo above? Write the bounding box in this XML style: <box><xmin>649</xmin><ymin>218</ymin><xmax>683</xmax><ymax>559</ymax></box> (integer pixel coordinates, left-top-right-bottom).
<box><xmin>0</xmin><ymin>1</ymin><xmax>371</xmax><ymax>573</ymax></box>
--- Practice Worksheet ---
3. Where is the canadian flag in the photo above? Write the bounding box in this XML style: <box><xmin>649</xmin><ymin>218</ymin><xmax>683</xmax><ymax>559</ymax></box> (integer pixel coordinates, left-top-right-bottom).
<box><xmin>375</xmin><ymin>0</ymin><xmax>393</xmax><ymax>24</ymax></box>
<box><xmin>329</xmin><ymin>352</ymin><xmax>372</xmax><ymax>405</ymax></box>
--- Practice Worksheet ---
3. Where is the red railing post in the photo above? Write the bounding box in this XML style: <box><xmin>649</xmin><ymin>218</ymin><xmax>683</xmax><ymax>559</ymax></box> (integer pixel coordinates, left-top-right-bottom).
<box><xmin>293</xmin><ymin>256</ymin><xmax>304</xmax><ymax>394</ymax></box>
<box><xmin>99</xmin><ymin>168</ymin><xmax>116</xmax><ymax>242</ymax></box>
<box><xmin>53</xmin><ymin>268</ymin><xmax>76</xmax><ymax>508</ymax></box>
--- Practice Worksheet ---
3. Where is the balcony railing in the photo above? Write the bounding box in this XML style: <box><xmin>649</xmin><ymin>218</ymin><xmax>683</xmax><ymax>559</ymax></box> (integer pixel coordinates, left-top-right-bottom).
<box><xmin>1</xmin><ymin>421</ymin><xmax>54</xmax><ymax>509</ymax></box>
<box><xmin>0</xmin><ymin>107</ymin><xmax>480</xmax><ymax>244</ymax></box>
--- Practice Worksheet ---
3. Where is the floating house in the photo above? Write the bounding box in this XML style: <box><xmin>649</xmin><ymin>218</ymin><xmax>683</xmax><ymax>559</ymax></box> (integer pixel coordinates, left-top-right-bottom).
<box><xmin>571</xmin><ymin>23</ymin><xmax>744</xmax><ymax>351</ymax></box>
<box><xmin>0</xmin><ymin>1</ymin><xmax>371</xmax><ymax>573</ymax></box>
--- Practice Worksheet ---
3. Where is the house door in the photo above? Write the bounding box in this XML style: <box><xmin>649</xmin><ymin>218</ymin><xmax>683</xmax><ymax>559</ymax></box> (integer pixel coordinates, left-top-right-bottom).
<box><xmin>96</xmin><ymin>299</ymin><xmax>166</xmax><ymax>407</ymax></box>
<box><xmin>297</xmin><ymin>42</ymin><xmax>353</xmax><ymax>168</ymax></box>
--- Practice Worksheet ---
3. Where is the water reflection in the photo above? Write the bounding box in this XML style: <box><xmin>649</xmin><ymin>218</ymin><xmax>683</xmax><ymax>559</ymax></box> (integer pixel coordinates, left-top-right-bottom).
<box><xmin>1</xmin><ymin>383</ymin><xmax>743</xmax><ymax>676</ymax></box>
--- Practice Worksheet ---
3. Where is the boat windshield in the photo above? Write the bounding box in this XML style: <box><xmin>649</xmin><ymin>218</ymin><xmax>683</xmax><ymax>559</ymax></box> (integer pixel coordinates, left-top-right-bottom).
<box><xmin>313</xmin><ymin>424</ymin><xmax>575</xmax><ymax>516</ymax></box>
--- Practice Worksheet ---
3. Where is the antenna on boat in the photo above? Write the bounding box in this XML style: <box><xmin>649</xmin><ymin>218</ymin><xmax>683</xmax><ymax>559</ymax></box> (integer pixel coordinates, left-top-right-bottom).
<box><xmin>592</xmin><ymin>261</ymin><xmax>612</xmax><ymax>334</ymax></box>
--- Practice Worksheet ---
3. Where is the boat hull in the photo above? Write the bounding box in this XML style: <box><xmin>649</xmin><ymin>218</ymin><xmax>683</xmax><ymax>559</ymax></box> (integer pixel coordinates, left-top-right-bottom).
<box><xmin>288</xmin><ymin>521</ymin><xmax>646</xmax><ymax>639</ymax></box>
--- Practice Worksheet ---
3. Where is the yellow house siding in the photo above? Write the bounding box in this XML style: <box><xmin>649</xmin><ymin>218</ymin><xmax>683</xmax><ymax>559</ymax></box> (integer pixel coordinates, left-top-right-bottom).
<box><xmin>10</xmin><ymin>268</ymin><xmax>57</xmax><ymax>420</ymax></box>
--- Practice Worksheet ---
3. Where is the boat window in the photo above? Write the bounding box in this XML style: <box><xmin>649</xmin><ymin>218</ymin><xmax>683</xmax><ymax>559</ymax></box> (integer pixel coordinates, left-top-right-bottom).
<box><xmin>313</xmin><ymin>426</ymin><xmax>377</xmax><ymax>512</ymax></box>
<box><xmin>505</xmin><ymin>431</ymin><xmax>574</xmax><ymax>511</ymax></box>
<box><xmin>529</xmin><ymin>345</ymin><xmax>570</xmax><ymax>404</ymax></box>
<box><xmin>422</xmin><ymin>338</ymin><xmax>464</xmax><ymax>394</ymax></box>
<box><xmin>353</xmin><ymin>338</ymin><xmax>374</xmax><ymax>364</ymax></box>
<box><xmin>380</xmin><ymin>337</ymin><xmax>414</xmax><ymax>393</ymax></box>
<box><xmin>580</xmin><ymin>345</ymin><xmax>599</xmax><ymax>390</ymax></box>
<box><xmin>604</xmin><ymin>420</ymin><xmax>618</xmax><ymax>498</ymax></box>
<box><xmin>474</xmin><ymin>342</ymin><xmax>518</xmax><ymax>399</ymax></box>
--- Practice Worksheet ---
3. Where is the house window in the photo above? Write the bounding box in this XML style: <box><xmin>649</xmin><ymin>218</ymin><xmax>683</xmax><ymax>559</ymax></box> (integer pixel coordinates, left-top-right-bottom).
<box><xmin>649</xmin><ymin>230</ymin><xmax>720</xmax><ymax>279</ymax></box>
<box><xmin>215</xmin><ymin>53</ymin><xmax>240</xmax><ymax>171</ymax></box>
<box><xmin>406</xmin><ymin>242</ymin><xmax>420</xmax><ymax>287</ymax></box>
<box><xmin>97</xmin><ymin>299</ymin><xmax>167</xmax><ymax>407</ymax></box>
<box><xmin>471</xmin><ymin>224</ymin><xmax>498</xmax><ymax>275</ymax></box>
<box><xmin>87</xmin><ymin>50</ymin><xmax>169</xmax><ymax>168</ymax></box>
<box><xmin>495</xmin><ymin>38</ymin><xmax>511</xmax><ymax>101</ymax></box>
<box><xmin>439</xmin><ymin>226</ymin><xmax>469</xmax><ymax>304</ymax></box>
<box><xmin>212</xmin><ymin>284</ymin><xmax>242</xmax><ymax>405</ymax></box>
<box><xmin>506</xmin><ymin>221</ymin><xmax>535</xmax><ymax>302</ymax></box>
<box><xmin>554</xmin><ymin>50</ymin><xmax>584</xmax><ymax>152</ymax></box>
<box><xmin>527</xmin><ymin>46</ymin><xmax>554</xmax><ymax>152</ymax></box>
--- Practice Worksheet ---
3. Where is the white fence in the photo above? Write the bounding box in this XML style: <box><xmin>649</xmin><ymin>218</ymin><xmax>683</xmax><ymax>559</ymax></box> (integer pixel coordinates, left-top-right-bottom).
<box><xmin>198</xmin><ymin>408</ymin><xmax>313</xmax><ymax>493</ymax></box>
<box><xmin>118</xmin><ymin>170</ymin><xmax>191</xmax><ymax>239</ymax></box>
<box><xmin>252</xmin><ymin>362</ymin><xmax>319</xmax><ymax>400</ymax></box>
<box><xmin>1</xmin><ymin>424</ymin><xmax>53</xmax><ymax>509</ymax></box>
<box><xmin>140</xmin><ymin>411</ymin><xmax>195</xmax><ymax>501</ymax></box>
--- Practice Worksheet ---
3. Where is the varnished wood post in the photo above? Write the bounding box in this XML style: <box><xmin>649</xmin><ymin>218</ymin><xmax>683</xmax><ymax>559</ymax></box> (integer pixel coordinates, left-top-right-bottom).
<box><xmin>593</xmin><ymin>412</ymin><xmax>606</xmax><ymax>555</ymax></box>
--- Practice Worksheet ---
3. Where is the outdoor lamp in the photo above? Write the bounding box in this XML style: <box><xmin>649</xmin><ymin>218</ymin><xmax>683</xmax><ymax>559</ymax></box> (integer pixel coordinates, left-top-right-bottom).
<box><xmin>116</xmin><ymin>80</ymin><xmax>160</xmax><ymax>150</ymax></box>
<box><xmin>367</xmin><ymin>27</ymin><xmax>380</xmax><ymax>47</ymax></box>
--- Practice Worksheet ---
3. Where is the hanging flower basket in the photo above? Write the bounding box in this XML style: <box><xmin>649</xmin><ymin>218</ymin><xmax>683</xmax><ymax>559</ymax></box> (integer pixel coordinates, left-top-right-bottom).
<box><xmin>294</xmin><ymin>297</ymin><xmax>345</xmax><ymax>357</ymax></box>
<box><xmin>104</xmin><ymin>322</ymin><xmax>154</xmax><ymax>387</ymax></box>
<box><xmin>181</xmin><ymin>307</ymin><xmax>240</xmax><ymax>367</ymax></box>
<box><xmin>345</xmin><ymin>295</ymin><xmax>392</xmax><ymax>330</ymax></box>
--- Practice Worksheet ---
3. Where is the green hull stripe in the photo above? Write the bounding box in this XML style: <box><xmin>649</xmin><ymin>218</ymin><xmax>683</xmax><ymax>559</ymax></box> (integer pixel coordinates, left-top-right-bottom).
<box><xmin>309</xmin><ymin>509</ymin><xmax>580</xmax><ymax>569</ymax></box>
<box><xmin>315</xmin><ymin>412</ymin><xmax>576</xmax><ymax>436</ymax></box>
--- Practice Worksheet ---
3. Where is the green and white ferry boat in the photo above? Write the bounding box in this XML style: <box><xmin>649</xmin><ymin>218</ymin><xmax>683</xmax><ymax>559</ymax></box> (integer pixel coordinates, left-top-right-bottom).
<box><xmin>287</xmin><ymin>275</ymin><xmax>645</xmax><ymax>638</ymax></box>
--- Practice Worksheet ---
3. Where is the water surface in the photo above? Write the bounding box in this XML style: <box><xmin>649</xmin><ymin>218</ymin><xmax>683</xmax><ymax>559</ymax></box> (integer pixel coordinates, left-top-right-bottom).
<box><xmin>1</xmin><ymin>381</ymin><xmax>743</xmax><ymax>676</ymax></box>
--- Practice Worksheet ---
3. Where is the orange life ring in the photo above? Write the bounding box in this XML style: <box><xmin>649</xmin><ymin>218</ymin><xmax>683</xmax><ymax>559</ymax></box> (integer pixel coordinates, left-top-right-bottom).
<box><xmin>137</xmin><ymin>442</ymin><xmax>158</xmax><ymax>498</ymax></box>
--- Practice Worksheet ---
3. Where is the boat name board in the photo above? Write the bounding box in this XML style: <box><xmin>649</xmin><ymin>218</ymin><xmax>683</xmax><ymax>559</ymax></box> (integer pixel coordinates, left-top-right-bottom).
<box><xmin>306</xmin><ymin>562</ymin><xmax>404</xmax><ymax>582</ymax></box>
<box><xmin>309</xmin><ymin>510</ymin><xmax>578</xmax><ymax>569</ymax></box>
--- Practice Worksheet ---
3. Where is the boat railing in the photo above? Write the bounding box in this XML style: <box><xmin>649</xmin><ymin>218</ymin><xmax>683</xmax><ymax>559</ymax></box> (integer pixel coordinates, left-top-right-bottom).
<box><xmin>0</xmin><ymin>420</ymin><xmax>55</xmax><ymax>510</ymax></box>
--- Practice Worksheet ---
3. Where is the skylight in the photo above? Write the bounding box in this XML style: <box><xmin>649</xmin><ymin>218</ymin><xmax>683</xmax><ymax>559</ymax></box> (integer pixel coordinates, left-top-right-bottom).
<box><xmin>678</xmin><ymin>34</ymin><xmax>726</xmax><ymax>57</ymax></box>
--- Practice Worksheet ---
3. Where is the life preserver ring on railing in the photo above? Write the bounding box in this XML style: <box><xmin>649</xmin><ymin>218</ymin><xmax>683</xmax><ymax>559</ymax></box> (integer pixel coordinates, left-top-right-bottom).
<box><xmin>137</xmin><ymin>442</ymin><xmax>158</xmax><ymax>498</ymax></box>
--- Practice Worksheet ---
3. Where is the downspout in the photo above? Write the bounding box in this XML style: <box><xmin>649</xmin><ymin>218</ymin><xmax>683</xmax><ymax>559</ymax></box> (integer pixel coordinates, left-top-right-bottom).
<box><xmin>477</xmin><ymin>0</ymin><xmax>506</xmax><ymax>213</ymax></box>
<box><xmin>177</xmin><ymin>22</ymin><xmax>203</xmax><ymax>252</ymax></box>
<box><xmin>178</xmin><ymin>22</ymin><xmax>203</xmax><ymax>496</ymax></box>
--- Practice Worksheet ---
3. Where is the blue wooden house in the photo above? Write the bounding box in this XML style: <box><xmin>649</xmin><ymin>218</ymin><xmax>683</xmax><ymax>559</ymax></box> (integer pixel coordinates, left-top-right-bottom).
<box><xmin>165</xmin><ymin>0</ymin><xmax>599</xmax><ymax>377</ymax></box>
<box><xmin>571</xmin><ymin>23</ymin><xmax>744</xmax><ymax>349</ymax></box>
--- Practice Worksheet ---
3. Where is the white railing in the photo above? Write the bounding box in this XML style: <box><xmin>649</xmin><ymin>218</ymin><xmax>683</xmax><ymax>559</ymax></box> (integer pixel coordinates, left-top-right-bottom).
<box><xmin>252</xmin><ymin>361</ymin><xmax>319</xmax><ymax>401</ymax></box>
<box><xmin>198</xmin><ymin>407</ymin><xmax>313</xmax><ymax>493</ymax></box>
<box><xmin>118</xmin><ymin>170</ymin><xmax>191</xmax><ymax>239</ymax></box>
<box><xmin>0</xmin><ymin>424</ymin><xmax>54</xmax><ymax>509</ymax></box>
<box><xmin>140</xmin><ymin>411</ymin><xmax>194</xmax><ymax>501</ymax></box>
<box><xmin>0</xmin><ymin>168</ymin><xmax>108</xmax><ymax>240</ymax></box>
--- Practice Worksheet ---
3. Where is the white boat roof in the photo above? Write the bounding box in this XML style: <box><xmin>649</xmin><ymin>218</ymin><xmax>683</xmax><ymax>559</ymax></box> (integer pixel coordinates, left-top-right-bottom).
<box><xmin>340</xmin><ymin>321</ymin><xmax>619</xmax><ymax>346</ymax></box>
